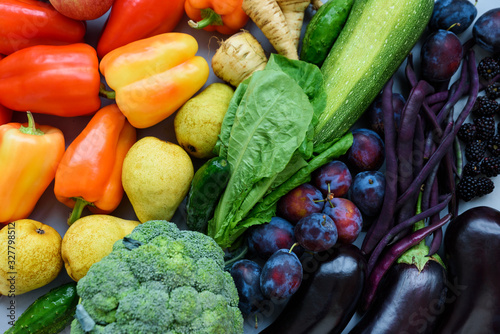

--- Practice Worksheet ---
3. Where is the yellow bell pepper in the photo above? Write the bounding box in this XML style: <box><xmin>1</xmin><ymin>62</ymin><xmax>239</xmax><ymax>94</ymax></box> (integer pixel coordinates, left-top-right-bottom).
<box><xmin>99</xmin><ymin>33</ymin><xmax>210</xmax><ymax>129</ymax></box>
<box><xmin>0</xmin><ymin>112</ymin><xmax>65</xmax><ymax>224</ymax></box>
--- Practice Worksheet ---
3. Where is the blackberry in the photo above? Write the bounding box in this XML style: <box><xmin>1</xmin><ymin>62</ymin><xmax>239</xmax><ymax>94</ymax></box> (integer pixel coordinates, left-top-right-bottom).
<box><xmin>480</xmin><ymin>156</ymin><xmax>500</xmax><ymax>177</ymax></box>
<box><xmin>477</xmin><ymin>57</ymin><xmax>500</xmax><ymax>80</ymax></box>
<box><xmin>485</xmin><ymin>82</ymin><xmax>500</xmax><ymax>99</ymax></box>
<box><xmin>474</xmin><ymin>115</ymin><xmax>496</xmax><ymax>140</ymax></box>
<box><xmin>471</xmin><ymin>96</ymin><xmax>499</xmax><ymax>116</ymax></box>
<box><xmin>486</xmin><ymin>134</ymin><xmax>500</xmax><ymax>156</ymax></box>
<box><xmin>465</xmin><ymin>140</ymin><xmax>486</xmax><ymax>162</ymax></box>
<box><xmin>457</xmin><ymin>176</ymin><xmax>478</xmax><ymax>202</ymax></box>
<box><xmin>477</xmin><ymin>177</ymin><xmax>495</xmax><ymax>197</ymax></box>
<box><xmin>463</xmin><ymin>161</ymin><xmax>482</xmax><ymax>176</ymax></box>
<box><xmin>457</xmin><ymin>122</ymin><xmax>477</xmax><ymax>143</ymax></box>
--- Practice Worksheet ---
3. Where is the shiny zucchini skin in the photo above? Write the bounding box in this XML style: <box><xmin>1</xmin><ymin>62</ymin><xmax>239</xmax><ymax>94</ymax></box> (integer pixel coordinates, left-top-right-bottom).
<box><xmin>186</xmin><ymin>156</ymin><xmax>231</xmax><ymax>233</ymax></box>
<box><xmin>300</xmin><ymin>0</ymin><xmax>355</xmax><ymax>67</ymax></box>
<box><xmin>6</xmin><ymin>282</ymin><xmax>78</xmax><ymax>334</ymax></box>
<box><xmin>314</xmin><ymin>0</ymin><xmax>434</xmax><ymax>144</ymax></box>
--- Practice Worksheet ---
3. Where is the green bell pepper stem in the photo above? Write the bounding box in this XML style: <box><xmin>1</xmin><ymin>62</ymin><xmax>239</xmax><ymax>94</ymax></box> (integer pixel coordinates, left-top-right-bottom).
<box><xmin>99</xmin><ymin>83</ymin><xmax>116</xmax><ymax>100</ymax></box>
<box><xmin>67</xmin><ymin>197</ymin><xmax>94</xmax><ymax>226</ymax></box>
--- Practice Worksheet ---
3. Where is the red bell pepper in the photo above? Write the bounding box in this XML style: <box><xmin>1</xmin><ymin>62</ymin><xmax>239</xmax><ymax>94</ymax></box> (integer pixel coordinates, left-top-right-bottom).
<box><xmin>96</xmin><ymin>0</ymin><xmax>185</xmax><ymax>58</ymax></box>
<box><xmin>0</xmin><ymin>43</ymin><xmax>101</xmax><ymax>117</ymax></box>
<box><xmin>0</xmin><ymin>0</ymin><xmax>86</xmax><ymax>55</ymax></box>
<box><xmin>0</xmin><ymin>105</ymin><xmax>12</xmax><ymax>125</ymax></box>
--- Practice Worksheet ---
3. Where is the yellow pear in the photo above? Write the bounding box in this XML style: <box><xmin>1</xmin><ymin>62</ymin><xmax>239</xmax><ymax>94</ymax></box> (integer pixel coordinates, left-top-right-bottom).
<box><xmin>122</xmin><ymin>136</ymin><xmax>194</xmax><ymax>222</ymax></box>
<box><xmin>174</xmin><ymin>83</ymin><xmax>234</xmax><ymax>159</ymax></box>
<box><xmin>0</xmin><ymin>219</ymin><xmax>62</xmax><ymax>295</ymax></box>
<box><xmin>61</xmin><ymin>215</ymin><xmax>140</xmax><ymax>281</ymax></box>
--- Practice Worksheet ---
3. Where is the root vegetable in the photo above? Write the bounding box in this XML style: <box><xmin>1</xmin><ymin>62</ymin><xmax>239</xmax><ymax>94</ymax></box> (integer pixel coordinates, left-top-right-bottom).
<box><xmin>211</xmin><ymin>31</ymin><xmax>268</xmax><ymax>87</ymax></box>
<box><xmin>242</xmin><ymin>0</ymin><xmax>299</xmax><ymax>59</ymax></box>
<box><xmin>276</xmin><ymin>0</ymin><xmax>311</xmax><ymax>49</ymax></box>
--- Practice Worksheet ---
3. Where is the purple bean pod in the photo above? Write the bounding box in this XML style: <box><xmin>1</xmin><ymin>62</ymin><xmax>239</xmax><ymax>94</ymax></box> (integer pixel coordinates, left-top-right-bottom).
<box><xmin>361</xmin><ymin>79</ymin><xmax>397</xmax><ymax>255</ymax></box>
<box><xmin>366</xmin><ymin>194</ymin><xmax>452</xmax><ymax>274</ymax></box>
<box><xmin>453</xmin><ymin>48</ymin><xmax>479</xmax><ymax>133</ymax></box>
<box><xmin>426</xmin><ymin>91</ymin><xmax>449</xmax><ymax>105</ymax></box>
<box><xmin>405</xmin><ymin>53</ymin><xmax>418</xmax><ymax>88</ymax></box>
<box><xmin>396</xmin><ymin>121</ymin><xmax>454</xmax><ymax>211</ymax></box>
<box><xmin>427</xmin><ymin>179</ymin><xmax>443</xmax><ymax>256</ymax></box>
<box><xmin>436</xmin><ymin>58</ymin><xmax>469</xmax><ymax>124</ymax></box>
<box><xmin>397</xmin><ymin>80</ymin><xmax>435</xmax><ymax>194</ymax></box>
<box><xmin>361</xmin><ymin>213</ymin><xmax>452</xmax><ymax>312</ymax></box>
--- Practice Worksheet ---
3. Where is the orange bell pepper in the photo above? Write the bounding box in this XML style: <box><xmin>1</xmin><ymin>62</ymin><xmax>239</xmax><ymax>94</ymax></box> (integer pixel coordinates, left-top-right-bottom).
<box><xmin>99</xmin><ymin>33</ymin><xmax>209</xmax><ymax>129</ymax></box>
<box><xmin>0</xmin><ymin>0</ymin><xmax>86</xmax><ymax>55</ymax></box>
<box><xmin>0</xmin><ymin>112</ymin><xmax>65</xmax><ymax>224</ymax></box>
<box><xmin>54</xmin><ymin>104</ymin><xmax>137</xmax><ymax>225</ymax></box>
<box><xmin>0</xmin><ymin>43</ymin><xmax>101</xmax><ymax>117</ymax></box>
<box><xmin>185</xmin><ymin>0</ymin><xmax>249</xmax><ymax>34</ymax></box>
<box><xmin>96</xmin><ymin>0</ymin><xmax>185</xmax><ymax>58</ymax></box>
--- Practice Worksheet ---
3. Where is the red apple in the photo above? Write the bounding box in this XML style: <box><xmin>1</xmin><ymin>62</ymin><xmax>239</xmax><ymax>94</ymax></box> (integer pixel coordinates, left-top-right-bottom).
<box><xmin>49</xmin><ymin>0</ymin><xmax>113</xmax><ymax>20</ymax></box>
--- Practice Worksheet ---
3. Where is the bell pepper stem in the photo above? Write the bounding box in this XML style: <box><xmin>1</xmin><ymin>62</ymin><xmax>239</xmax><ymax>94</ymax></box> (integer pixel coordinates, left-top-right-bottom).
<box><xmin>99</xmin><ymin>83</ymin><xmax>116</xmax><ymax>100</ymax></box>
<box><xmin>188</xmin><ymin>8</ymin><xmax>224</xmax><ymax>29</ymax></box>
<box><xmin>19</xmin><ymin>111</ymin><xmax>44</xmax><ymax>136</ymax></box>
<box><xmin>68</xmin><ymin>197</ymin><xmax>93</xmax><ymax>225</ymax></box>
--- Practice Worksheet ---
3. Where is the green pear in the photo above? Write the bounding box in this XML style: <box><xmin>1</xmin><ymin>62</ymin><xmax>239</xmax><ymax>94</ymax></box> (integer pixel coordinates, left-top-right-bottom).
<box><xmin>61</xmin><ymin>215</ymin><xmax>140</xmax><ymax>281</ymax></box>
<box><xmin>122</xmin><ymin>137</ymin><xmax>194</xmax><ymax>223</ymax></box>
<box><xmin>174</xmin><ymin>83</ymin><xmax>234</xmax><ymax>159</ymax></box>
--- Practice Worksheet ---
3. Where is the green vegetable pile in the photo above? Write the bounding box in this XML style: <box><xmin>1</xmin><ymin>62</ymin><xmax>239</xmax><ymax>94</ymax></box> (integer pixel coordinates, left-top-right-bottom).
<box><xmin>208</xmin><ymin>54</ymin><xmax>353</xmax><ymax>248</ymax></box>
<box><xmin>70</xmin><ymin>220</ymin><xmax>243</xmax><ymax>334</ymax></box>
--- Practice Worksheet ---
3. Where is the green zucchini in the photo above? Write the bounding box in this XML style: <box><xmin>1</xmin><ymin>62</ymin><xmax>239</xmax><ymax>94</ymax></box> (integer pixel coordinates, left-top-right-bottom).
<box><xmin>6</xmin><ymin>282</ymin><xmax>78</xmax><ymax>334</ymax></box>
<box><xmin>186</xmin><ymin>156</ymin><xmax>231</xmax><ymax>233</ymax></box>
<box><xmin>313</xmin><ymin>0</ymin><xmax>434</xmax><ymax>144</ymax></box>
<box><xmin>300</xmin><ymin>0</ymin><xmax>355</xmax><ymax>67</ymax></box>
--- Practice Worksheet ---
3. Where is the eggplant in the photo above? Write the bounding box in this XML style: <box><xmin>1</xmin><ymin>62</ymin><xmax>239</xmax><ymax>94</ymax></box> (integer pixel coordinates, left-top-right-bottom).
<box><xmin>349</xmin><ymin>259</ymin><xmax>447</xmax><ymax>334</ymax></box>
<box><xmin>259</xmin><ymin>243</ymin><xmax>366</xmax><ymax>334</ymax></box>
<box><xmin>436</xmin><ymin>206</ymin><xmax>500</xmax><ymax>334</ymax></box>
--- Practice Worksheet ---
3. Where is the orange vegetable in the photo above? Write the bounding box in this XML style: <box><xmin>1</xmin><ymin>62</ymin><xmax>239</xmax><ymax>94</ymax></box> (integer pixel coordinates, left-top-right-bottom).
<box><xmin>185</xmin><ymin>0</ymin><xmax>249</xmax><ymax>35</ymax></box>
<box><xmin>54</xmin><ymin>104</ymin><xmax>137</xmax><ymax>225</ymax></box>
<box><xmin>99</xmin><ymin>33</ymin><xmax>210</xmax><ymax>128</ymax></box>
<box><xmin>0</xmin><ymin>112</ymin><xmax>65</xmax><ymax>224</ymax></box>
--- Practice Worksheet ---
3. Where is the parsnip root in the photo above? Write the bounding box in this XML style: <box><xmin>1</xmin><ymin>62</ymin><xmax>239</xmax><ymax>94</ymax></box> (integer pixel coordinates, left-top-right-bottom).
<box><xmin>276</xmin><ymin>0</ymin><xmax>311</xmax><ymax>49</ymax></box>
<box><xmin>242</xmin><ymin>0</ymin><xmax>299</xmax><ymax>60</ymax></box>
<box><xmin>211</xmin><ymin>31</ymin><xmax>268</xmax><ymax>87</ymax></box>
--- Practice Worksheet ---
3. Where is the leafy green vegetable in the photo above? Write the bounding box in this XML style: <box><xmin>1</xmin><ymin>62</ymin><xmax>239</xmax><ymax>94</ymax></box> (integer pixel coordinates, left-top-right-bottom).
<box><xmin>208</xmin><ymin>69</ymin><xmax>314</xmax><ymax>248</ymax></box>
<box><xmin>207</xmin><ymin>54</ymin><xmax>352</xmax><ymax>249</ymax></box>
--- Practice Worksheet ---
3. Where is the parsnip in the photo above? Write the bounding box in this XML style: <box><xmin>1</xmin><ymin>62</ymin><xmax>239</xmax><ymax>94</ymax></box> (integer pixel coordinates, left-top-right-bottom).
<box><xmin>276</xmin><ymin>0</ymin><xmax>311</xmax><ymax>49</ymax></box>
<box><xmin>211</xmin><ymin>31</ymin><xmax>268</xmax><ymax>87</ymax></box>
<box><xmin>242</xmin><ymin>0</ymin><xmax>299</xmax><ymax>60</ymax></box>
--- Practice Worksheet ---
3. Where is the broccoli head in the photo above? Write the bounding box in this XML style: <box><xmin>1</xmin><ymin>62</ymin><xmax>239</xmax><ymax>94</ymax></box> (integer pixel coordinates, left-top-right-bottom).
<box><xmin>70</xmin><ymin>220</ymin><xmax>244</xmax><ymax>334</ymax></box>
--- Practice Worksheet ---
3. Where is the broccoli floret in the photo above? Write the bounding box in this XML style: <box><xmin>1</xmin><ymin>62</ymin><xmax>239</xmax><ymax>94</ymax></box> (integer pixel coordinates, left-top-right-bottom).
<box><xmin>71</xmin><ymin>220</ymin><xmax>243</xmax><ymax>334</ymax></box>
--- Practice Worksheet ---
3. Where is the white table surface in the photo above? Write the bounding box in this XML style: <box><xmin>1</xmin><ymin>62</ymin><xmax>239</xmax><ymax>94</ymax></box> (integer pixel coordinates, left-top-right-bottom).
<box><xmin>1</xmin><ymin>0</ymin><xmax>499</xmax><ymax>333</ymax></box>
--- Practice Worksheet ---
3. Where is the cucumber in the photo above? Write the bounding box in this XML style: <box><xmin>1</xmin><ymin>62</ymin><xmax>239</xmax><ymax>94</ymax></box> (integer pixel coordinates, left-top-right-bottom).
<box><xmin>6</xmin><ymin>282</ymin><xmax>78</xmax><ymax>334</ymax></box>
<box><xmin>300</xmin><ymin>0</ymin><xmax>355</xmax><ymax>67</ymax></box>
<box><xmin>313</xmin><ymin>0</ymin><xmax>434</xmax><ymax>144</ymax></box>
<box><xmin>186</xmin><ymin>156</ymin><xmax>231</xmax><ymax>233</ymax></box>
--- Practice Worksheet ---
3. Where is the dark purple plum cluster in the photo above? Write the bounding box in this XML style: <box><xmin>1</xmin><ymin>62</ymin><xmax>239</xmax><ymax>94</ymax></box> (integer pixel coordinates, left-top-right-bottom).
<box><xmin>231</xmin><ymin>128</ymin><xmax>387</xmax><ymax>320</ymax></box>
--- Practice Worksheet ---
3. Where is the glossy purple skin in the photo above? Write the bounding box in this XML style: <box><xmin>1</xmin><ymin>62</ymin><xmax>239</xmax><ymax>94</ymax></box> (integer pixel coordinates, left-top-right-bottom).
<box><xmin>312</xmin><ymin>160</ymin><xmax>352</xmax><ymax>198</ymax></box>
<box><xmin>420</xmin><ymin>29</ymin><xmax>463</xmax><ymax>82</ymax></box>
<box><xmin>346</xmin><ymin>129</ymin><xmax>385</xmax><ymax>174</ymax></box>
<box><xmin>429</xmin><ymin>0</ymin><xmax>477</xmax><ymax>34</ymax></box>
<box><xmin>437</xmin><ymin>206</ymin><xmax>500</xmax><ymax>333</ymax></box>
<box><xmin>294</xmin><ymin>213</ymin><xmax>338</xmax><ymax>252</ymax></box>
<box><xmin>230</xmin><ymin>259</ymin><xmax>266</xmax><ymax>316</ymax></box>
<box><xmin>473</xmin><ymin>8</ymin><xmax>500</xmax><ymax>53</ymax></box>
<box><xmin>276</xmin><ymin>183</ymin><xmax>324</xmax><ymax>224</ymax></box>
<box><xmin>260</xmin><ymin>244</ymin><xmax>367</xmax><ymax>334</ymax></box>
<box><xmin>367</xmin><ymin>92</ymin><xmax>406</xmax><ymax>138</ymax></box>
<box><xmin>323</xmin><ymin>198</ymin><xmax>363</xmax><ymax>244</ymax></box>
<box><xmin>247</xmin><ymin>217</ymin><xmax>303</xmax><ymax>259</ymax></box>
<box><xmin>260</xmin><ymin>249</ymin><xmax>303</xmax><ymax>300</ymax></box>
<box><xmin>350</xmin><ymin>171</ymin><xmax>386</xmax><ymax>217</ymax></box>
